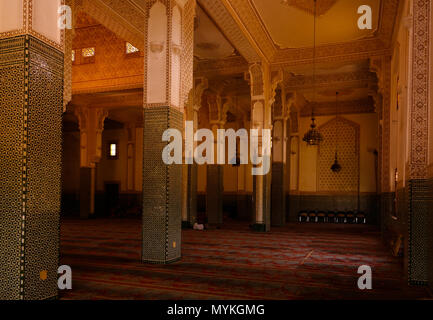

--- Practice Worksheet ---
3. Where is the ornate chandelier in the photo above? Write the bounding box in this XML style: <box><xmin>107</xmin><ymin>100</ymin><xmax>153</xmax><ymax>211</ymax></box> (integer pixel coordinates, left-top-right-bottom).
<box><xmin>303</xmin><ymin>0</ymin><xmax>323</xmax><ymax>146</ymax></box>
<box><xmin>331</xmin><ymin>92</ymin><xmax>342</xmax><ymax>173</ymax></box>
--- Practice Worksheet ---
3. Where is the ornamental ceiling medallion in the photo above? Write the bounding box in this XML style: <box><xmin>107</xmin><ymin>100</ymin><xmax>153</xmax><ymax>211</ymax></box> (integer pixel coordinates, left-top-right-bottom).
<box><xmin>280</xmin><ymin>0</ymin><xmax>337</xmax><ymax>16</ymax></box>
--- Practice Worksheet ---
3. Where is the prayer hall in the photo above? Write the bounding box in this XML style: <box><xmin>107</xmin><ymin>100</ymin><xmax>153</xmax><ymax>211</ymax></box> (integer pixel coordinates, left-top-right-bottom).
<box><xmin>0</xmin><ymin>0</ymin><xmax>432</xmax><ymax>300</ymax></box>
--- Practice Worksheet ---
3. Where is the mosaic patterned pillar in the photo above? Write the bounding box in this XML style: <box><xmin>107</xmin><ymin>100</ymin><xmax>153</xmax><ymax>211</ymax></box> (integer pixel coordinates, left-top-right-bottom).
<box><xmin>142</xmin><ymin>107</ymin><xmax>183</xmax><ymax>264</ymax></box>
<box><xmin>405</xmin><ymin>0</ymin><xmax>432</xmax><ymax>285</ymax></box>
<box><xmin>141</xmin><ymin>0</ymin><xmax>195</xmax><ymax>263</ymax></box>
<box><xmin>0</xmin><ymin>1</ymin><xmax>64</xmax><ymax>300</ymax></box>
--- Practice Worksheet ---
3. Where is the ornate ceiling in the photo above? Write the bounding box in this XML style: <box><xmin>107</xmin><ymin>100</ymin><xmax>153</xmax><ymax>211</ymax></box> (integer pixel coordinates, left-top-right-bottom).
<box><xmin>70</xmin><ymin>0</ymin><xmax>399</xmax><ymax>119</ymax></box>
<box><xmin>252</xmin><ymin>0</ymin><xmax>380</xmax><ymax>49</ymax></box>
<box><xmin>194</xmin><ymin>5</ymin><xmax>236</xmax><ymax>60</ymax></box>
<box><xmin>281</xmin><ymin>0</ymin><xmax>338</xmax><ymax>16</ymax></box>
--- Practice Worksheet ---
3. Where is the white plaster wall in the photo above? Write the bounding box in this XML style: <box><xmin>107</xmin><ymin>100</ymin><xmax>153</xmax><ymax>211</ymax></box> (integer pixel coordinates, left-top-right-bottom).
<box><xmin>32</xmin><ymin>0</ymin><xmax>62</xmax><ymax>44</ymax></box>
<box><xmin>0</xmin><ymin>0</ymin><xmax>23</xmax><ymax>33</ymax></box>
<box><xmin>147</xmin><ymin>2</ymin><xmax>167</xmax><ymax>104</ymax></box>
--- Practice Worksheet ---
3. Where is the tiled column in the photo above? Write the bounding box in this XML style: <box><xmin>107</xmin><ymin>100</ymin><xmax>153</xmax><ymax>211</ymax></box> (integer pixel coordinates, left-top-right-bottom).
<box><xmin>0</xmin><ymin>1</ymin><xmax>64</xmax><ymax>300</ymax></box>
<box><xmin>141</xmin><ymin>0</ymin><xmax>195</xmax><ymax>264</ymax></box>
<box><xmin>405</xmin><ymin>0</ymin><xmax>432</xmax><ymax>285</ymax></box>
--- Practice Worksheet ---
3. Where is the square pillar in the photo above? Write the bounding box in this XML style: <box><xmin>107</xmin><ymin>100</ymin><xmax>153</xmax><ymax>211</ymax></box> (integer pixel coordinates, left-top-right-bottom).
<box><xmin>0</xmin><ymin>35</ymin><xmax>63</xmax><ymax>300</ymax></box>
<box><xmin>405</xmin><ymin>0</ymin><xmax>432</xmax><ymax>285</ymax></box>
<box><xmin>142</xmin><ymin>106</ymin><xmax>183</xmax><ymax>264</ymax></box>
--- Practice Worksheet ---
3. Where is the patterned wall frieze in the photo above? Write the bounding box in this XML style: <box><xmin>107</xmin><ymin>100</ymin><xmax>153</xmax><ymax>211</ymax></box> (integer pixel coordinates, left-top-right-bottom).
<box><xmin>194</xmin><ymin>55</ymin><xmax>249</xmax><ymax>77</ymax></box>
<box><xmin>180</xmin><ymin>0</ymin><xmax>196</xmax><ymax>108</ymax></box>
<box><xmin>284</xmin><ymin>70</ymin><xmax>377</xmax><ymax>90</ymax></box>
<box><xmin>300</xmin><ymin>97</ymin><xmax>376</xmax><ymax>117</ymax></box>
<box><xmin>273</xmin><ymin>39</ymin><xmax>390</xmax><ymax>67</ymax></box>
<box><xmin>409</xmin><ymin>0</ymin><xmax>430</xmax><ymax>179</ymax></box>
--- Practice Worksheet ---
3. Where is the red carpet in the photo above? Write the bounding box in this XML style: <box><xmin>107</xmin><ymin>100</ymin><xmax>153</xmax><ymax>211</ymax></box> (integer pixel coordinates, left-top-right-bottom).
<box><xmin>60</xmin><ymin>218</ymin><xmax>430</xmax><ymax>300</ymax></box>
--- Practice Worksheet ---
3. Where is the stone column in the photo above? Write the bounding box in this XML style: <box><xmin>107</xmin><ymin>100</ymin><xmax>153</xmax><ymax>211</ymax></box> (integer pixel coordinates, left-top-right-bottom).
<box><xmin>206</xmin><ymin>121</ymin><xmax>225</xmax><ymax>226</ymax></box>
<box><xmin>0</xmin><ymin>0</ymin><xmax>64</xmax><ymax>300</ymax></box>
<box><xmin>370</xmin><ymin>57</ymin><xmax>393</xmax><ymax>234</ymax></box>
<box><xmin>249</xmin><ymin>63</ymin><xmax>272</xmax><ymax>232</ymax></box>
<box><xmin>182</xmin><ymin>78</ymin><xmax>207</xmax><ymax>228</ymax></box>
<box><xmin>141</xmin><ymin>0</ymin><xmax>195</xmax><ymax>264</ymax></box>
<box><xmin>74</xmin><ymin>106</ymin><xmax>108</xmax><ymax>218</ymax></box>
<box><xmin>405</xmin><ymin>0</ymin><xmax>432</xmax><ymax>285</ymax></box>
<box><xmin>271</xmin><ymin>88</ymin><xmax>287</xmax><ymax>227</ymax></box>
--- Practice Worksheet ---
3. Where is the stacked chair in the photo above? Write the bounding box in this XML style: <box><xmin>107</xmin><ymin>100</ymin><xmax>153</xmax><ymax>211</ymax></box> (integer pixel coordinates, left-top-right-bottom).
<box><xmin>298</xmin><ymin>210</ymin><xmax>367</xmax><ymax>224</ymax></box>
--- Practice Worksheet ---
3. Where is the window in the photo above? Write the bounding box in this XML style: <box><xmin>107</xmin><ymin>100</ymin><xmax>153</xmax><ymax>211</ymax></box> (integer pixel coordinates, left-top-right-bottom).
<box><xmin>126</xmin><ymin>42</ymin><xmax>139</xmax><ymax>54</ymax></box>
<box><xmin>108</xmin><ymin>142</ymin><xmax>119</xmax><ymax>160</ymax></box>
<box><xmin>81</xmin><ymin>47</ymin><xmax>96</xmax><ymax>64</ymax></box>
<box><xmin>82</xmin><ymin>47</ymin><xmax>95</xmax><ymax>57</ymax></box>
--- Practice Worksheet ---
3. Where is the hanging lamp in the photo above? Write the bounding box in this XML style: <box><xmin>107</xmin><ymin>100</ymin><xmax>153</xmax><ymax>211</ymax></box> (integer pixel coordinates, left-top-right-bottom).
<box><xmin>303</xmin><ymin>0</ymin><xmax>323</xmax><ymax>146</ymax></box>
<box><xmin>331</xmin><ymin>92</ymin><xmax>342</xmax><ymax>173</ymax></box>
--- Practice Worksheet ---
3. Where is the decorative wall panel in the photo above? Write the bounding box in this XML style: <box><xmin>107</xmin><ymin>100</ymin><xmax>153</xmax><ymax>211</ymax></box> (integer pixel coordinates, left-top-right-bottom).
<box><xmin>72</xmin><ymin>18</ymin><xmax>144</xmax><ymax>94</ymax></box>
<box><xmin>407</xmin><ymin>179</ymin><xmax>432</xmax><ymax>285</ymax></box>
<box><xmin>0</xmin><ymin>35</ymin><xmax>63</xmax><ymax>300</ymax></box>
<box><xmin>318</xmin><ymin>117</ymin><xmax>360</xmax><ymax>192</ymax></box>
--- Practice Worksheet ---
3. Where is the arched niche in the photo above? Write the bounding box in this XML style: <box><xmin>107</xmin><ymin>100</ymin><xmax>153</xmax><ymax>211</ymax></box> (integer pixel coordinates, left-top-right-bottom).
<box><xmin>317</xmin><ymin>117</ymin><xmax>360</xmax><ymax>192</ymax></box>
